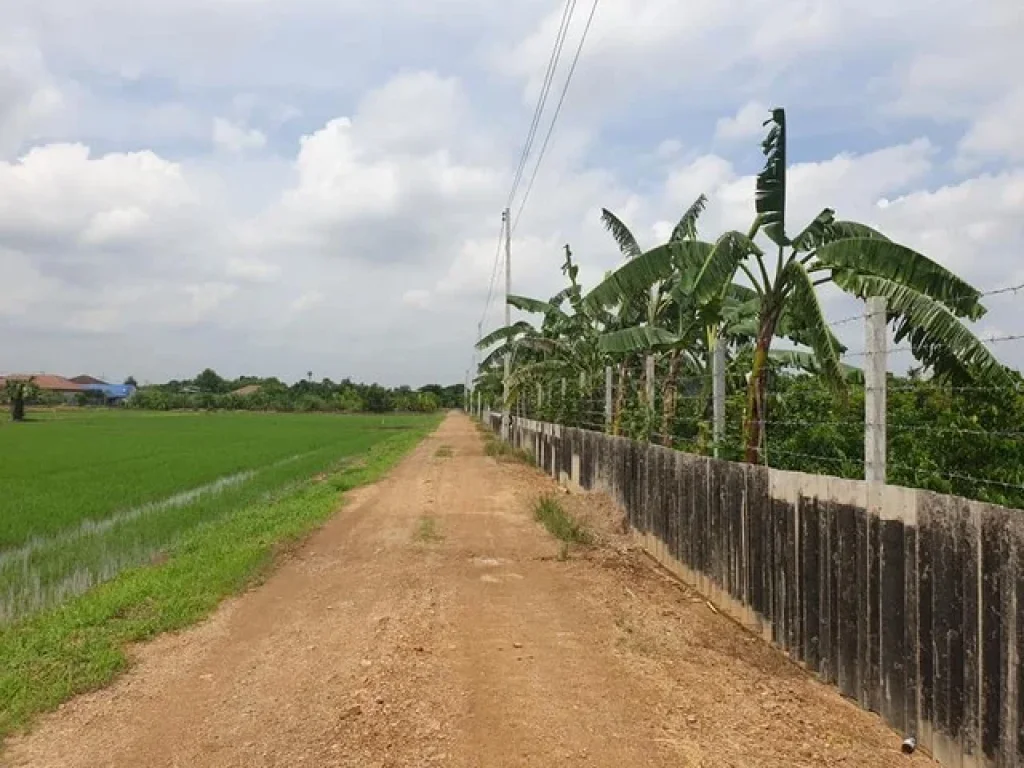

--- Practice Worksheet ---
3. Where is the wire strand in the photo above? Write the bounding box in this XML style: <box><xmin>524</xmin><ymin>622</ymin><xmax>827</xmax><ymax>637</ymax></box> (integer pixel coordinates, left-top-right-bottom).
<box><xmin>506</xmin><ymin>0</ymin><xmax>578</xmax><ymax>210</ymax></box>
<box><xmin>478</xmin><ymin>215</ymin><xmax>506</xmax><ymax>332</ymax></box>
<box><xmin>512</xmin><ymin>0</ymin><xmax>601</xmax><ymax>233</ymax></box>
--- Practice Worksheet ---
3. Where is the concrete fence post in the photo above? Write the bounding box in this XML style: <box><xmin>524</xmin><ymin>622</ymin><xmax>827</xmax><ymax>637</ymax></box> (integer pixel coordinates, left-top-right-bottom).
<box><xmin>712</xmin><ymin>335</ymin><xmax>726</xmax><ymax>458</ymax></box>
<box><xmin>605</xmin><ymin>365</ymin><xmax>613</xmax><ymax>432</ymax></box>
<box><xmin>645</xmin><ymin>355</ymin><xmax>656</xmax><ymax>409</ymax></box>
<box><xmin>865</xmin><ymin>296</ymin><xmax>887</xmax><ymax>483</ymax></box>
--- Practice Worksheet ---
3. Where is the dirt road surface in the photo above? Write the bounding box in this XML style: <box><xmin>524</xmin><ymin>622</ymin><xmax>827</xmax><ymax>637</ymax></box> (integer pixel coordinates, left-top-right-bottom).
<box><xmin>3</xmin><ymin>413</ymin><xmax>935</xmax><ymax>768</ymax></box>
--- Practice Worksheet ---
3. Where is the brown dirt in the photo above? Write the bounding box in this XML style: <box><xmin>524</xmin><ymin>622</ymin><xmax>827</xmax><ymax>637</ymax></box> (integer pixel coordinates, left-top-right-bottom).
<box><xmin>2</xmin><ymin>413</ymin><xmax>935</xmax><ymax>768</ymax></box>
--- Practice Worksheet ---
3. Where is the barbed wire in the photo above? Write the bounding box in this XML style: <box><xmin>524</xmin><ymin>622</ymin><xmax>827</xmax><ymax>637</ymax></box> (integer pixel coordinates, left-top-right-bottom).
<box><xmin>888</xmin><ymin>461</ymin><xmax>1024</xmax><ymax>495</ymax></box>
<box><xmin>764</xmin><ymin>419</ymin><xmax>1024</xmax><ymax>441</ymax></box>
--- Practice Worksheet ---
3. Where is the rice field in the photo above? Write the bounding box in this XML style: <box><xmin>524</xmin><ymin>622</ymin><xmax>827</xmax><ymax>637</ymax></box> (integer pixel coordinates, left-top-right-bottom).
<box><xmin>0</xmin><ymin>410</ymin><xmax>438</xmax><ymax>624</ymax></box>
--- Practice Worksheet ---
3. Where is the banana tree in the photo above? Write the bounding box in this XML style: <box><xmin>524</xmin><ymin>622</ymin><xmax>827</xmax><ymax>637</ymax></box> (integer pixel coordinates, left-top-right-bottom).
<box><xmin>585</xmin><ymin>233</ymin><xmax>759</xmax><ymax>442</ymax></box>
<box><xmin>477</xmin><ymin>246</ymin><xmax>605</xmax><ymax>422</ymax></box>
<box><xmin>595</xmin><ymin>198</ymin><xmax>715</xmax><ymax>436</ymax></box>
<box><xmin>703</xmin><ymin>107</ymin><xmax>1006</xmax><ymax>462</ymax></box>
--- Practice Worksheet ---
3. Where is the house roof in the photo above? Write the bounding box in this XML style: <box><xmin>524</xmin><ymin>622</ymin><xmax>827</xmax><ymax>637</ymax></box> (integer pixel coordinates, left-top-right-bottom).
<box><xmin>232</xmin><ymin>384</ymin><xmax>262</xmax><ymax>396</ymax></box>
<box><xmin>0</xmin><ymin>374</ymin><xmax>84</xmax><ymax>392</ymax></box>
<box><xmin>71</xmin><ymin>375</ymin><xmax>108</xmax><ymax>385</ymax></box>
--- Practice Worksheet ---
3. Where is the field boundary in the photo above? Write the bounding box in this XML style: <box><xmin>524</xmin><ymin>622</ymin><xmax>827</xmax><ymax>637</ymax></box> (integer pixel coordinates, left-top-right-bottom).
<box><xmin>0</xmin><ymin>417</ymin><xmax>438</xmax><ymax>740</ymax></box>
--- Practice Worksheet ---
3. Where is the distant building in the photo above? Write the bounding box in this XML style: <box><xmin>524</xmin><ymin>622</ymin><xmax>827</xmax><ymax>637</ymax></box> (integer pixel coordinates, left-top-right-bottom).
<box><xmin>0</xmin><ymin>374</ymin><xmax>84</xmax><ymax>404</ymax></box>
<box><xmin>231</xmin><ymin>384</ymin><xmax>263</xmax><ymax>397</ymax></box>
<box><xmin>70</xmin><ymin>375</ymin><xmax>136</xmax><ymax>405</ymax></box>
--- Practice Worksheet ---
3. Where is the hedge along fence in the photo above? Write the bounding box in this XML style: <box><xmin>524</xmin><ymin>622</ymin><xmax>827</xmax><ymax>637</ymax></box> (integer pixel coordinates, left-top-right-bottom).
<box><xmin>487</xmin><ymin>412</ymin><xmax>1023</xmax><ymax>768</ymax></box>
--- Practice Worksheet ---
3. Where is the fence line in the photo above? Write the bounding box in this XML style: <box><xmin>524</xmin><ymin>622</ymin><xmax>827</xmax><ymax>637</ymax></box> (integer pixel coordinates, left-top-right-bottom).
<box><xmin>485</xmin><ymin>412</ymin><xmax>1024</xmax><ymax>768</ymax></box>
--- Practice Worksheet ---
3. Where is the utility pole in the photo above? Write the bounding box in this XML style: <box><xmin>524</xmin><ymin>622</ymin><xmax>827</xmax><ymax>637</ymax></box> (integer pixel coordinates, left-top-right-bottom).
<box><xmin>471</xmin><ymin>321</ymin><xmax>482</xmax><ymax>416</ymax></box>
<box><xmin>502</xmin><ymin>208</ymin><xmax>512</xmax><ymax>442</ymax></box>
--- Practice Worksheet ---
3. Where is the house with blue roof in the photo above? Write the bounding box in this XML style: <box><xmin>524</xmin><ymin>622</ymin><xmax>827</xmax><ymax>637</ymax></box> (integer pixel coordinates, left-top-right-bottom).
<box><xmin>70</xmin><ymin>376</ymin><xmax>137</xmax><ymax>405</ymax></box>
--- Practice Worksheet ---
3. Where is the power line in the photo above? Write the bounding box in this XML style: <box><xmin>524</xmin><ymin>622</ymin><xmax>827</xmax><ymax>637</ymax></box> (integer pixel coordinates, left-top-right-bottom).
<box><xmin>512</xmin><ymin>0</ymin><xmax>601</xmax><ymax>233</ymax></box>
<box><xmin>478</xmin><ymin>215</ymin><xmax>506</xmax><ymax>333</ymax></box>
<box><xmin>506</xmin><ymin>0</ymin><xmax>578</xmax><ymax>211</ymax></box>
<box><xmin>477</xmin><ymin>1</ymin><xmax>581</xmax><ymax>348</ymax></box>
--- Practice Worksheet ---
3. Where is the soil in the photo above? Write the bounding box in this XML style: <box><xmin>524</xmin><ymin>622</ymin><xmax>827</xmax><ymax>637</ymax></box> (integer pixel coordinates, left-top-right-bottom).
<box><xmin>2</xmin><ymin>412</ymin><xmax>936</xmax><ymax>767</ymax></box>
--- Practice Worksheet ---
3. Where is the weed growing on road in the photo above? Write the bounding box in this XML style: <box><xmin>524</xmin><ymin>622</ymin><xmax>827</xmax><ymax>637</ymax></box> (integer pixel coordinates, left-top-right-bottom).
<box><xmin>414</xmin><ymin>516</ymin><xmax>443</xmax><ymax>543</ymax></box>
<box><xmin>534</xmin><ymin>495</ymin><xmax>591</xmax><ymax>547</ymax></box>
<box><xmin>435</xmin><ymin>445</ymin><xmax>454</xmax><ymax>458</ymax></box>
<box><xmin>0</xmin><ymin>417</ymin><xmax>439</xmax><ymax>739</ymax></box>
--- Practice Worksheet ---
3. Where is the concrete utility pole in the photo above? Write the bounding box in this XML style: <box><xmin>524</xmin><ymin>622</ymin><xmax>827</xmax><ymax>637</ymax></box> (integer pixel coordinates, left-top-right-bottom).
<box><xmin>712</xmin><ymin>335</ymin><xmax>726</xmax><ymax>458</ymax></box>
<box><xmin>502</xmin><ymin>208</ymin><xmax>512</xmax><ymax>441</ymax></box>
<box><xmin>865</xmin><ymin>297</ymin><xmax>887</xmax><ymax>484</ymax></box>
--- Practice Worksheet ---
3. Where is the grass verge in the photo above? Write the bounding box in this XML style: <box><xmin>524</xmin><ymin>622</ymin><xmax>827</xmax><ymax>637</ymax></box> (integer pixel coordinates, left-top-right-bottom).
<box><xmin>0</xmin><ymin>417</ymin><xmax>438</xmax><ymax>740</ymax></box>
<box><xmin>534</xmin><ymin>495</ymin><xmax>592</xmax><ymax>547</ymax></box>
<box><xmin>483</xmin><ymin>435</ymin><xmax>533</xmax><ymax>465</ymax></box>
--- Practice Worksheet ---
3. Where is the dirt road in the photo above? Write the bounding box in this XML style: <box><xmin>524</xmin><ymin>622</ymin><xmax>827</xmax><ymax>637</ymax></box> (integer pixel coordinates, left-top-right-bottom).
<box><xmin>3</xmin><ymin>413</ymin><xmax>934</xmax><ymax>767</ymax></box>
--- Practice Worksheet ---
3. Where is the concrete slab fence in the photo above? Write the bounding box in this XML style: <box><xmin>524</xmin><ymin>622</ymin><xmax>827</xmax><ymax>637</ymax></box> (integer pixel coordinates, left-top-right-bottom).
<box><xmin>487</xmin><ymin>412</ymin><xmax>1023</xmax><ymax>768</ymax></box>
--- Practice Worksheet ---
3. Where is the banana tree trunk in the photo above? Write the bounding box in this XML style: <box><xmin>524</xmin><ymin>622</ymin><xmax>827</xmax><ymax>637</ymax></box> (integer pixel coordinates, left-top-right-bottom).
<box><xmin>660</xmin><ymin>351</ymin><xmax>680</xmax><ymax>447</ymax></box>
<box><xmin>743</xmin><ymin>309</ymin><xmax>781</xmax><ymax>463</ymax></box>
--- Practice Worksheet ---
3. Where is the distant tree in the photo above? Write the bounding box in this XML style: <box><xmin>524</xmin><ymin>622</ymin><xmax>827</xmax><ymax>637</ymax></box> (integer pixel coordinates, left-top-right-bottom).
<box><xmin>363</xmin><ymin>384</ymin><xmax>394</xmax><ymax>413</ymax></box>
<box><xmin>337</xmin><ymin>389</ymin><xmax>364</xmax><ymax>412</ymax></box>
<box><xmin>5</xmin><ymin>378</ymin><xmax>38</xmax><ymax>422</ymax></box>
<box><xmin>194</xmin><ymin>368</ymin><xmax>226</xmax><ymax>393</ymax></box>
<box><xmin>124</xmin><ymin>376</ymin><xmax>138</xmax><ymax>388</ymax></box>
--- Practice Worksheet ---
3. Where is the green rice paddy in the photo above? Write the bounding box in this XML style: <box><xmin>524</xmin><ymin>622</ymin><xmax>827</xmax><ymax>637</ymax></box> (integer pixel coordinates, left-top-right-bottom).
<box><xmin>0</xmin><ymin>408</ymin><xmax>439</xmax><ymax>736</ymax></box>
<box><xmin>0</xmin><ymin>410</ymin><xmax>438</xmax><ymax>624</ymax></box>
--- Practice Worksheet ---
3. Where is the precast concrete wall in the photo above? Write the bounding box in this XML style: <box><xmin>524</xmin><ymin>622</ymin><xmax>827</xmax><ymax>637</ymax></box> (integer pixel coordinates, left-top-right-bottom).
<box><xmin>487</xmin><ymin>413</ymin><xmax>1023</xmax><ymax>768</ymax></box>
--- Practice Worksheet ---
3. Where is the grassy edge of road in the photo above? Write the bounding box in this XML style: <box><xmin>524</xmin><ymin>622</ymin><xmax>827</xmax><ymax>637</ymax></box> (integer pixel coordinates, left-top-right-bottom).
<box><xmin>0</xmin><ymin>416</ymin><xmax>440</xmax><ymax>740</ymax></box>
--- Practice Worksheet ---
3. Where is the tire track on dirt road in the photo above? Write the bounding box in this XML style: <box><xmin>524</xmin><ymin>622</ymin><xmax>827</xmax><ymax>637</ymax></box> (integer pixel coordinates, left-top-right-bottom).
<box><xmin>3</xmin><ymin>413</ymin><xmax>936</xmax><ymax>767</ymax></box>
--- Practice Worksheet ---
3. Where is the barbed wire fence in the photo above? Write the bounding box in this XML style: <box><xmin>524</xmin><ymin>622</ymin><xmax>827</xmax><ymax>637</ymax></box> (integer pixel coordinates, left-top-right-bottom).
<box><xmin>488</xmin><ymin>282</ymin><xmax>1024</xmax><ymax>510</ymax></box>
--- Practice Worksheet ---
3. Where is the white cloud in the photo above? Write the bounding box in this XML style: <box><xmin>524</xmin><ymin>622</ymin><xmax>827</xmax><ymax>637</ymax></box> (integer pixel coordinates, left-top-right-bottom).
<box><xmin>225</xmin><ymin>257</ymin><xmax>281</xmax><ymax>283</ymax></box>
<box><xmin>81</xmin><ymin>207</ymin><xmax>150</xmax><ymax>245</ymax></box>
<box><xmin>0</xmin><ymin>143</ymin><xmax>193</xmax><ymax>253</ymax></box>
<box><xmin>715</xmin><ymin>101</ymin><xmax>768</xmax><ymax>142</ymax></box>
<box><xmin>402</xmin><ymin>288</ymin><xmax>431</xmax><ymax>309</ymax></box>
<box><xmin>266</xmin><ymin>76</ymin><xmax>503</xmax><ymax>264</ymax></box>
<box><xmin>212</xmin><ymin>117</ymin><xmax>266</xmax><ymax>153</ymax></box>
<box><xmin>655</xmin><ymin>139</ymin><xmax>682</xmax><ymax>158</ymax></box>
<box><xmin>290</xmin><ymin>290</ymin><xmax>325</xmax><ymax>313</ymax></box>
<box><xmin>0</xmin><ymin>33</ymin><xmax>65</xmax><ymax>155</ymax></box>
<box><xmin>0</xmin><ymin>1</ymin><xmax>1021</xmax><ymax>384</ymax></box>
<box><xmin>957</xmin><ymin>88</ymin><xmax>1024</xmax><ymax>165</ymax></box>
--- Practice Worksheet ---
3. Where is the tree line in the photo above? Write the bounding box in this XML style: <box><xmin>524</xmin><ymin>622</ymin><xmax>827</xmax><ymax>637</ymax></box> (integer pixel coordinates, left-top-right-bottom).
<box><xmin>128</xmin><ymin>369</ymin><xmax>464</xmax><ymax>413</ymax></box>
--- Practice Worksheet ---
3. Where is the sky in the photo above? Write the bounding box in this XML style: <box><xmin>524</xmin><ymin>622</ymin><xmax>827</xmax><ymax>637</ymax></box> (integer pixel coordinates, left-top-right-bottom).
<box><xmin>1</xmin><ymin>0</ymin><xmax>1022</xmax><ymax>386</ymax></box>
